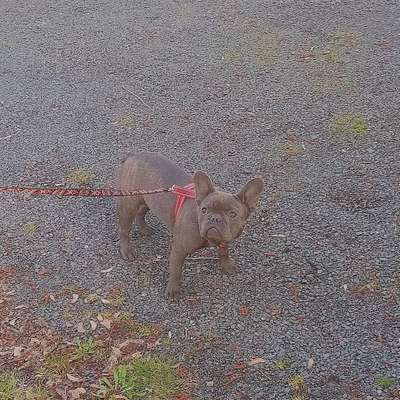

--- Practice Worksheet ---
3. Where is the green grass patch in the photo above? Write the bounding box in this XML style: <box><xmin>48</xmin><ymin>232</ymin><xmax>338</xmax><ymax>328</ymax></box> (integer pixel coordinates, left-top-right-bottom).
<box><xmin>0</xmin><ymin>373</ymin><xmax>20</xmax><ymax>400</ymax></box>
<box><xmin>42</xmin><ymin>353</ymin><xmax>71</xmax><ymax>377</ymax></box>
<box><xmin>275</xmin><ymin>358</ymin><xmax>291</xmax><ymax>370</ymax></box>
<box><xmin>69</xmin><ymin>168</ymin><xmax>93</xmax><ymax>186</ymax></box>
<box><xmin>73</xmin><ymin>337</ymin><xmax>97</xmax><ymax>360</ymax></box>
<box><xmin>97</xmin><ymin>357</ymin><xmax>183</xmax><ymax>399</ymax></box>
<box><xmin>22</xmin><ymin>222</ymin><xmax>37</xmax><ymax>235</ymax></box>
<box><xmin>375</xmin><ymin>375</ymin><xmax>395</xmax><ymax>390</ymax></box>
<box><xmin>0</xmin><ymin>373</ymin><xmax>48</xmax><ymax>400</ymax></box>
<box><xmin>329</xmin><ymin>113</ymin><xmax>368</xmax><ymax>136</ymax></box>
<box><xmin>113</xmin><ymin>115</ymin><xmax>139</xmax><ymax>129</ymax></box>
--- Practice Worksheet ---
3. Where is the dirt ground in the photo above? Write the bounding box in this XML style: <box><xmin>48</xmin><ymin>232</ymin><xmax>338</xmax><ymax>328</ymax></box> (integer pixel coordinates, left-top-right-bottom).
<box><xmin>1</xmin><ymin>1</ymin><xmax>399</xmax><ymax>399</ymax></box>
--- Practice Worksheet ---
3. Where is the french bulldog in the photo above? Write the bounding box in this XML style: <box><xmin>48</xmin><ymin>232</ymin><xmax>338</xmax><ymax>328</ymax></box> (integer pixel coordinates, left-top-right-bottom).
<box><xmin>116</xmin><ymin>152</ymin><xmax>264</xmax><ymax>300</ymax></box>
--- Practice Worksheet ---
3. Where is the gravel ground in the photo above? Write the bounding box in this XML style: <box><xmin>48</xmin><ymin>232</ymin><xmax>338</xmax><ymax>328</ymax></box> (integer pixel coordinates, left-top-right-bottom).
<box><xmin>1</xmin><ymin>0</ymin><xmax>399</xmax><ymax>399</ymax></box>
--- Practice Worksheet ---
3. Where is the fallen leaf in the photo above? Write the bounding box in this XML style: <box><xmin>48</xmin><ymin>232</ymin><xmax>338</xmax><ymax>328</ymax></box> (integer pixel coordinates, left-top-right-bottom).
<box><xmin>100</xmin><ymin>267</ymin><xmax>114</xmax><ymax>273</ymax></box>
<box><xmin>265</xmin><ymin>251</ymin><xmax>278</xmax><ymax>257</ymax></box>
<box><xmin>239</xmin><ymin>305</ymin><xmax>250</xmax><ymax>316</ymax></box>
<box><xmin>232</xmin><ymin>362</ymin><xmax>247</xmax><ymax>370</ymax></box>
<box><xmin>307</xmin><ymin>357</ymin><xmax>315</xmax><ymax>369</ymax></box>
<box><xmin>77</xmin><ymin>322</ymin><xmax>85</xmax><ymax>333</ymax></box>
<box><xmin>119</xmin><ymin>339</ymin><xmax>144</xmax><ymax>355</ymax></box>
<box><xmin>97</xmin><ymin>313</ymin><xmax>104</xmax><ymax>322</ymax></box>
<box><xmin>107</xmin><ymin>346</ymin><xmax>122</xmax><ymax>369</ymax></box>
<box><xmin>288</xmin><ymin>283</ymin><xmax>300</xmax><ymax>303</ymax></box>
<box><xmin>247</xmin><ymin>357</ymin><xmax>266</xmax><ymax>366</ymax></box>
<box><xmin>69</xmin><ymin>387</ymin><xmax>86</xmax><ymax>400</ymax></box>
<box><xmin>84</xmin><ymin>293</ymin><xmax>98</xmax><ymax>304</ymax></box>
<box><xmin>90</xmin><ymin>320</ymin><xmax>98</xmax><ymax>331</ymax></box>
<box><xmin>67</xmin><ymin>374</ymin><xmax>82</xmax><ymax>383</ymax></box>
<box><xmin>101</xmin><ymin>298</ymin><xmax>111</xmax><ymax>304</ymax></box>
<box><xmin>15</xmin><ymin>304</ymin><xmax>28</xmax><ymax>309</ymax></box>
<box><xmin>176</xmin><ymin>364</ymin><xmax>190</xmax><ymax>378</ymax></box>
<box><xmin>100</xmin><ymin>318</ymin><xmax>112</xmax><ymax>330</ymax></box>
<box><xmin>42</xmin><ymin>293</ymin><xmax>56</xmax><ymax>304</ymax></box>
<box><xmin>376</xmin><ymin>40</ymin><xmax>392</xmax><ymax>49</ymax></box>
<box><xmin>9</xmin><ymin>319</ymin><xmax>16</xmax><ymax>326</ymax></box>
<box><xmin>70</xmin><ymin>294</ymin><xmax>79</xmax><ymax>304</ymax></box>
<box><xmin>13</xmin><ymin>346</ymin><xmax>23</xmax><ymax>358</ymax></box>
<box><xmin>36</xmin><ymin>267</ymin><xmax>50</xmax><ymax>276</ymax></box>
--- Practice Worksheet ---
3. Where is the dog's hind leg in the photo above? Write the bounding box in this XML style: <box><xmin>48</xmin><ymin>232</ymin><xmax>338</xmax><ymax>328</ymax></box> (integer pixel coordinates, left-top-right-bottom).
<box><xmin>117</xmin><ymin>197</ymin><xmax>142</xmax><ymax>260</ymax></box>
<box><xmin>135</xmin><ymin>204</ymin><xmax>154</xmax><ymax>236</ymax></box>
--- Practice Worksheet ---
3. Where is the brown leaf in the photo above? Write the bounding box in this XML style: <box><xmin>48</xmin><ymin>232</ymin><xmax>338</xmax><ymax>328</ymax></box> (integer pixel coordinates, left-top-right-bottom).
<box><xmin>100</xmin><ymin>318</ymin><xmax>112</xmax><ymax>330</ymax></box>
<box><xmin>307</xmin><ymin>357</ymin><xmax>315</xmax><ymax>369</ymax></box>
<box><xmin>247</xmin><ymin>357</ymin><xmax>266</xmax><ymax>366</ymax></box>
<box><xmin>119</xmin><ymin>339</ymin><xmax>144</xmax><ymax>355</ymax></box>
<box><xmin>239</xmin><ymin>305</ymin><xmax>250</xmax><ymax>316</ymax></box>
<box><xmin>36</xmin><ymin>267</ymin><xmax>51</xmax><ymax>276</ymax></box>
<box><xmin>288</xmin><ymin>283</ymin><xmax>300</xmax><ymax>303</ymax></box>
<box><xmin>69</xmin><ymin>387</ymin><xmax>86</xmax><ymax>400</ymax></box>
<box><xmin>67</xmin><ymin>373</ymin><xmax>82</xmax><ymax>383</ymax></box>
<box><xmin>376</xmin><ymin>40</ymin><xmax>392</xmax><ymax>49</ymax></box>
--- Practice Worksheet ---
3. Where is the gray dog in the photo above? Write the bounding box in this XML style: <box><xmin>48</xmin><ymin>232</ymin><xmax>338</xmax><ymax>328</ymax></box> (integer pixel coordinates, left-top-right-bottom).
<box><xmin>116</xmin><ymin>152</ymin><xmax>264</xmax><ymax>300</ymax></box>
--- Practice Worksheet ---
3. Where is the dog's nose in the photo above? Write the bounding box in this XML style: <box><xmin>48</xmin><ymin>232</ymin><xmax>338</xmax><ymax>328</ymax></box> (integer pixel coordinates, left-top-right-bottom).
<box><xmin>208</xmin><ymin>215</ymin><xmax>222</xmax><ymax>225</ymax></box>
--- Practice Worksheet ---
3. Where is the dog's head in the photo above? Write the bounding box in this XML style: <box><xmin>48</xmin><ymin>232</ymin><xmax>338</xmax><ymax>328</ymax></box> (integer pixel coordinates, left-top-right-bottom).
<box><xmin>193</xmin><ymin>171</ymin><xmax>264</xmax><ymax>246</ymax></box>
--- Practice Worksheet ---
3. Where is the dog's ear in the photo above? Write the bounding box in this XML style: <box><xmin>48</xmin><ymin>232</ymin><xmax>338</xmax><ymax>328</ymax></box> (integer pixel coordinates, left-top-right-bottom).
<box><xmin>193</xmin><ymin>171</ymin><xmax>215</xmax><ymax>204</ymax></box>
<box><xmin>237</xmin><ymin>177</ymin><xmax>264</xmax><ymax>213</ymax></box>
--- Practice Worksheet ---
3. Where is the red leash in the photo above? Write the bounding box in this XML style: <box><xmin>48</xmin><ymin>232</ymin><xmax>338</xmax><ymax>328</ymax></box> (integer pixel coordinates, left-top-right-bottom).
<box><xmin>0</xmin><ymin>186</ymin><xmax>172</xmax><ymax>197</ymax></box>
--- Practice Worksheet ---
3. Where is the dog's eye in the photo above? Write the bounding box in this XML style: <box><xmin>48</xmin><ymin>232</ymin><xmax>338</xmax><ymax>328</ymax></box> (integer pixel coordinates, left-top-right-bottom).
<box><xmin>201</xmin><ymin>207</ymin><xmax>207</xmax><ymax>214</ymax></box>
<box><xmin>228</xmin><ymin>210</ymin><xmax>237</xmax><ymax>218</ymax></box>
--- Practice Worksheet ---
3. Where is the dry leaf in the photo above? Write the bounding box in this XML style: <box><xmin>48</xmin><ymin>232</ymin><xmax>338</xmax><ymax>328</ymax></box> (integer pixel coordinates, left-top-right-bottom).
<box><xmin>69</xmin><ymin>387</ymin><xmax>86</xmax><ymax>400</ymax></box>
<box><xmin>239</xmin><ymin>305</ymin><xmax>250</xmax><ymax>316</ymax></box>
<box><xmin>15</xmin><ymin>305</ymin><xmax>28</xmax><ymax>309</ymax></box>
<box><xmin>36</xmin><ymin>267</ymin><xmax>50</xmax><ymax>276</ymax></box>
<box><xmin>67</xmin><ymin>373</ymin><xmax>82</xmax><ymax>383</ymax></box>
<box><xmin>70</xmin><ymin>294</ymin><xmax>79</xmax><ymax>304</ymax></box>
<box><xmin>100</xmin><ymin>318</ymin><xmax>111</xmax><ymax>330</ymax></box>
<box><xmin>247</xmin><ymin>357</ymin><xmax>266</xmax><ymax>366</ymax></box>
<box><xmin>100</xmin><ymin>267</ymin><xmax>114</xmax><ymax>273</ymax></box>
<box><xmin>13</xmin><ymin>346</ymin><xmax>23</xmax><ymax>358</ymax></box>
<box><xmin>107</xmin><ymin>346</ymin><xmax>122</xmax><ymax>369</ymax></box>
<box><xmin>101</xmin><ymin>298</ymin><xmax>111</xmax><ymax>304</ymax></box>
<box><xmin>307</xmin><ymin>357</ymin><xmax>315</xmax><ymax>369</ymax></box>
<box><xmin>9</xmin><ymin>319</ymin><xmax>16</xmax><ymax>326</ymax></box>
<box><xmin>90</xmin><ymin>320</ymin><xmax>98</xmax><ymax>331</ymax></box>
<box><xmin>77</xmin><ymin>322</ymin><xmax>85</xmax><ymax>333</ymax></box>
<box><xmin>97</xmin><ymin>313</ymin><xmax>104</xmax><ymax>322</ymax></box>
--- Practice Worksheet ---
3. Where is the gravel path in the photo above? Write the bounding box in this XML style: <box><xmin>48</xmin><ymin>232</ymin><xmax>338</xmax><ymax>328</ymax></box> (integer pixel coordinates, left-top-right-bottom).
<box><xmin>1</xmin><ymin>1</ymin><xmax>399</xmax><ymax>399</ymax></box>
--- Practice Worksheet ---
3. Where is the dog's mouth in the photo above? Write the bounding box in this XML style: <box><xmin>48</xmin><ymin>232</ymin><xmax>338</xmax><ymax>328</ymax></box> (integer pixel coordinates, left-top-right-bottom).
<box><xmin>205</xmin><ymin>227</ymin><xmax>223</xmax><ymax>244</ymax></box>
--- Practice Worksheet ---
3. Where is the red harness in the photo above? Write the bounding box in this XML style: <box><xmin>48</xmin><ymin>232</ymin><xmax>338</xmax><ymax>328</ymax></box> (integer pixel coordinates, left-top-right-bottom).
<box><xmin>171</xmin><ymin>183</ymin><xmax>196</xmax><ymax>219</ymax></box>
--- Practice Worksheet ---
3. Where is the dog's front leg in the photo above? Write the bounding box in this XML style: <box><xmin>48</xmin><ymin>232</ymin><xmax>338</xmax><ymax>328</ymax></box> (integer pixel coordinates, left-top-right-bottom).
<box><xmin>165</xmin><ymin>244</ymin><xmax>187</xmax><ymax>301</ymax></box>
<box><xmin>218</xmin><ymin>244</ymin><xmax>237</xmax><ymax>274</ymax></box>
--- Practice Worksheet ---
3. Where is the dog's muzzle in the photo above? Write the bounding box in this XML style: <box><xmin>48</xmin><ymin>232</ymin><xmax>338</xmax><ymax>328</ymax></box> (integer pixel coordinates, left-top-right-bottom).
<box><xmin>205</xmin><ymin>227</ymin><xmax>222</xmax><ymax>243</ymax></box>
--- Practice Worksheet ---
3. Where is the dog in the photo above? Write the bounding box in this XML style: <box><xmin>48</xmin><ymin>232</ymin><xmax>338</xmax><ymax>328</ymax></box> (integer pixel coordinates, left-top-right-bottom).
<box><xmin>116</xmin><ymin>152</ymin><xmax>264</xmax><ymax>300</ymax></box>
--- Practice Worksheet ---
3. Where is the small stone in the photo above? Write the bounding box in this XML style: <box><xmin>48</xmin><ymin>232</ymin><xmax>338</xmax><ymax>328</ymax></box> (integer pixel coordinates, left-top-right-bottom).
<box><xmin>206</xmin><ymin>381</ymin><xmax>214</xmax><ymax>387</ymax></box>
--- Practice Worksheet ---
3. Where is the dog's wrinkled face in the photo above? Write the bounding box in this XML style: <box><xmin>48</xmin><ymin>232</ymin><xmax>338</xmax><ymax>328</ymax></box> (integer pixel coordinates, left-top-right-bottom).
<box><xmin>193</xmin><ymin>172</ymin><xmax>264</xmax><ymax>245</ymax></box>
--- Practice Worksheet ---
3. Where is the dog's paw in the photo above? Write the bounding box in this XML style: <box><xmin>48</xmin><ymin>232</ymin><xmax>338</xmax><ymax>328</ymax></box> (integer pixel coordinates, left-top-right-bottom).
<box><xmin>221</xmin><ymin>258</ymin><xmax>237</xmax><ymax>274</ymax></box>
<box><xmin>119</xmin><ymin>243</ymin><xmax>135</xmax><ymax>261</ymax></box>
<box><xmin>165</xmin><ymin>282</ymin><xmax>183</xmax><ymax>301</ymax></box>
